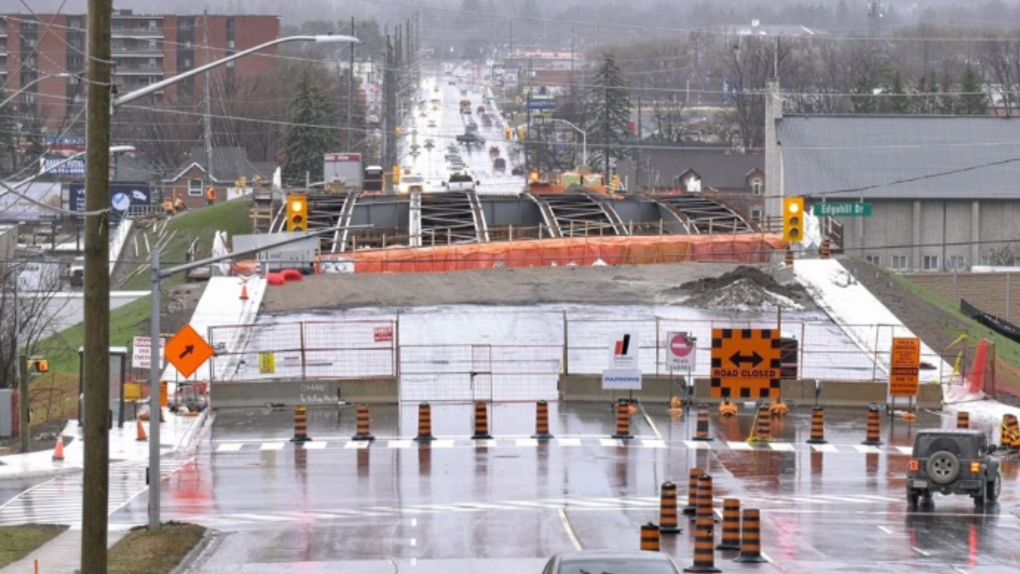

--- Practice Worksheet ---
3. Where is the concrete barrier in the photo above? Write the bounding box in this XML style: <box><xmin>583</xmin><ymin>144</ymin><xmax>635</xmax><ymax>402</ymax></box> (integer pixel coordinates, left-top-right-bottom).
<box><xmin>559</xmin><ymin>375</ymin><xmax>943</xmax><ymax>408</ymax></box>
<box><xmin>212</xmin><ymin>378</ymin><xmax>398</xmax><ymax>408</ymax></box>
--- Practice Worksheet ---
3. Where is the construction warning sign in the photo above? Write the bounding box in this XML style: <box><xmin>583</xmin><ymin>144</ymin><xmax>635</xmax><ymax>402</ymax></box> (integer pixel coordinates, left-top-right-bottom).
<box><xmin>165</xmin><ymin>324</ymin><xmax>215</xmax><ymax>379</ymax></box>
<box><xmin>890</xmin><ymin>337</ymin><xmax>920</xmax><ymax>397</ymax></box>
<box><xmin>710</xmin><ymin>328</ymin><xmax>783</xmax><ymax>398</ymax></box>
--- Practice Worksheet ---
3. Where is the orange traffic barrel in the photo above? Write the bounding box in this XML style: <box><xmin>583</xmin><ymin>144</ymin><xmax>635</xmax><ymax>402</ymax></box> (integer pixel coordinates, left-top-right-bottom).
<box><xmin>820</xmin><ymin>239</ymin><xmax>831</xmax><ymax>259</ymax></box>
<box><xmin>659</xmin><ymin>481</ymin><xmax>682</xmax><ymax>535</ymax></box>
<box><xmin>718</xmin><ymin>399</ymin><xmax>738</xmax><ymax>418</ymax></box>
<box><xmin>611</xmin><ymin>399</ymin><xmax>633</xmax><ymax>439</ymax></box>
<box><xmin>640</xmin><ymin>522</ymin><xmax>660</xmax><ymax>552</ymax></box>
<box><xmin>785</xmin><ymin>248</ymin><xmax>794</xmax><ymax>267</ymax></box>
<box><xmin>290</xmin><ymin>405</ymin><xmax>312</xmax><ymax>442</ymax></box>
<box><xmin>472</xmin><ymin>401</ymin><xmax>493</xmax><ymax>440</ymax></box>
<box><xmin>806</xmin><ymin>406</ymin><xmax>827</xmax><ymax>444</ymax></box>
<box><xmin>532</xmin><ymin>400</ymin><xmax>554</xmax><ymax>439</ymax></box>
<box><xmin>861</xmin><ymin>403</ymin><xmax>883</xmax><ymax>446</ymax></box>
<box><xmin>716</xmin><ymin>498</ymin><xmax>741</xmax><ymax>551</ymax></box>
<box><xmin>352</xmin><ymin>404</ymin><xmax>375</xmax><ymax>441</ymax></box>
<box><xmin>1003</xmin><ymin>414</ymin><xmax>1020</xmax><ymax>451</ymax></box>
<box><xmin>684</xmin><ymin>474</ymin><xmax>720</xmax><ymax>573</ymax></box>
<box><xmin>683</xmin><ymin>467</ymin><xmax>703</xmax><ymax>517</ymax></box>
<box><xmin>956</xmin><ymin>411</ymin><xmax>970</xmax><ymax>430</ymax></box>
<box><xmin>415</xmin><ymin>402</ymin><xmax>435</xmax><ymax>442</ymax></box>
<box><xmin>692</xmin><ymin>404</ymin><xmax>712</xmax><ymax>441</ymax></box>
<box><xmin>734</xmin><ymin>508</ymin><xmax>767</xmax><ymax>563</ymax></box>
<box><xmin>753</xmin><ymin>402</ymin><xmax>771</xmax><ymax>441</ymax></box>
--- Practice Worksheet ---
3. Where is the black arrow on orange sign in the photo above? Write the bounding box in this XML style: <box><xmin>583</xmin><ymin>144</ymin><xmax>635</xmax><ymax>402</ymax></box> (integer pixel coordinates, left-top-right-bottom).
<box><xmin>178</xmin><ymin>345</ymin><xmax>194</xmax><ymax>360</ymax></box>
<box><xmin>729</xmin><ymin>351</ymin><xmax>763</xmax><ymax>368</ymax></box>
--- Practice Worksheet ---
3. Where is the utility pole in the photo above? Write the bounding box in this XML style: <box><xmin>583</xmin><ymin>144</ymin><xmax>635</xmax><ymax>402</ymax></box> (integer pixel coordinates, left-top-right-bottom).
<box><xmin>83</xmin><ymin>0</ymin><xmax>112</xmax><ymax>570</ymax></box>
<box><xmin>18</xmin><ymin>354</ymin><xmax>28</xmax><ymax>453</ymax></box>
<box><xmin>347</xmin><ymin>17</ymin><xmax>355</xmax><ymax>151</ymax></box>
<box><xmin>636</xmin><ymin>94</ymin><xmax>642</xmax><ymax>192</ymax></box>
<box><xmin>203</xmin><ymin>10</ymin><xmax>214</xmax><ymax>185</ymax></box>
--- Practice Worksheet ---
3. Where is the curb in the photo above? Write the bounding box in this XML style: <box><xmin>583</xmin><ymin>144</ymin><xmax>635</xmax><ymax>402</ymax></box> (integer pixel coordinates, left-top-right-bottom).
<box><xmin>170</xmin><ymin>527</ymin><xmax>223</xmax><ymax>574</ymax></box>
<box><xmin>175</xmin><ymin>409</ymin><xmax>211</xmax><ymax>455</ymax></box>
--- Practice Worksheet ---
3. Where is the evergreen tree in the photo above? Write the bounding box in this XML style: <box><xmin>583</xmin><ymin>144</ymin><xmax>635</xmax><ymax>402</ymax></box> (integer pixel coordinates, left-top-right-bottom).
<box><xmin>958</xmin><ymin>66</ymin><xmax>988</xmax><ymax>115</ymax></box>
<box><xmin>582</xmin><ymin>54</ymin><xmax>631</xmax><ymax>174</ymax></box>
<box><xmin>913</xmin><ymin>75</ymin><xmax>931</xmax><ymax>114</ymax></box>
<box><xmin>939</xmin><ymin>72</ymin><xmax>956</xmax><ymax>115</ymax></box>
<box><xmin>850</xmin><ymin>76</ymin><xmax>878</xmax><ymax>113</ymax></box>
<box><xmin>281</xmin><ymin>71</ymin><xmax>338</xmax><ymax>185</ymax></box>
<box><xmin>887</xmin><ymin>72</ymin><xmax>909</xmax><ymax>114</ymax></box>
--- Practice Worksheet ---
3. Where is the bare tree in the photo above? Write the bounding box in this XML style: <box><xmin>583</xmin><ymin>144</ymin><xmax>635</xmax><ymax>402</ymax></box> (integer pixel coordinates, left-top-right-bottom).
<box><xmin>978</xmin><ymin>35</ymin><xmax>1020</xmax><ymax>116</ymax></box>
<box><xmin>0</xmin><ymin>262</ymin><xmax>70</xmax><ymax>391</ymax></box>
<box><xmin>728</xmin><ymin>35</ymin><xmax>792</xmax><ymax>151</ymax></box>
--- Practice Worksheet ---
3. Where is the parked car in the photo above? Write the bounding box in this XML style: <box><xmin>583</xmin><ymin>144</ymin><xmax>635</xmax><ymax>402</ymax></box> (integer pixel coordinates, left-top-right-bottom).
<box><xmin>542</xmin><ymin>551</ymin><xmax>683</xmax><ymax>574</ymax></box>
<box><xmin>444</xmin><ymin>172</ymin><xmax>479</xmax><ymax>192</ymax></box>
<box><xmin>906</xmin><ymin>429</ymin><xmax>1001</xmax><ymax>508</ymax></box>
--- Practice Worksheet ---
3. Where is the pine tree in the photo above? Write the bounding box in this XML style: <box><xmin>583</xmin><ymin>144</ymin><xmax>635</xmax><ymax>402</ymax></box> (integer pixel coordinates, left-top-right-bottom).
<box><xmin>913</xmin><ymin>75</ymin><xmax>930</xmax><ymax>114</ymax></box>
<box><xmin>939</xmin><ymin>72</ymin><xmax>956</xmax><ymax>115</ymax></box>
<box><xmin>583</xmin><ymin>54</ymin><xmax>631</xmax><ymax>174</ymax></box>
<box><xmin>281</xmin><ymin>71</ymin><xmax>338</xmax><ymax>186</ymax></box>
<box><xmin>850</xmin><ymin>76</ymin><xmax>878</xmax><ymax>113</ymax></box>
<box><xmin>887</xmin><ymin>72</ymin><xmax>909</xmax><ymax>114</ymax></box>
<box><xmin>958</xmin><ymin>66</ymin><xmax>988</xmax><ymax>115</ymax></box>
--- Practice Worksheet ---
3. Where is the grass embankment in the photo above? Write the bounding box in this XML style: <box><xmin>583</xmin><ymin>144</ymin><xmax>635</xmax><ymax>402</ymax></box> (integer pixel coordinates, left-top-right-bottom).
<box><xmin>27</xmin><ymin>199</ymin><xmax>253</xmax><ymax>426</ymax></box>
<box><xmin>107</xmin><ymin>522</ymin><xmax>206</xmax><ymax>574</ymax></box>
<box><xmin>0</xmin><ymin>524</ymin><xmax>69</xmax><ymax>567</ymax></box>
<box><xmin>887</xmin><ymin>270</ymin><xmax>1020</xmax><ymax>395</ymax></box>
<box><xmin>120</xmin><ymin>198</ymin><xmax>253</xmax><ymax>291</ymax></box>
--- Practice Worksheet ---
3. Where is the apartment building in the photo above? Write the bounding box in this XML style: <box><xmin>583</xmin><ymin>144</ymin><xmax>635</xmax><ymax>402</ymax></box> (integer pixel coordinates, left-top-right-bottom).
<box><xmin>0</xmin><ymin>10</ymin><xmax>280</xmax><ymax>131</ymax></box>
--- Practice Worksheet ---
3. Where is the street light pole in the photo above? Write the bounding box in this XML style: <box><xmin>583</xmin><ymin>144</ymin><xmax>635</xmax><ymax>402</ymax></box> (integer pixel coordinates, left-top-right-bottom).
<box><xmin>544</xmin><ymin>118</ymin><xmax>587</xmax><ymax>168</ymax></box>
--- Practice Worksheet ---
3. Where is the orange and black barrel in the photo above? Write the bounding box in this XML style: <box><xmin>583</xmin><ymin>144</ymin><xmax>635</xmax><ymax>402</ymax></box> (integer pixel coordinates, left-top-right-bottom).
<box><xmin>611</xmin><ymin>399</ymin><xmax>633</xmax><ymax>439</ymax></box>
<box><xmin>956</xmin><ymin>411</ymin><xmax>970</xmax><ymax>430</ymax></box>
<box><xmin>415</xmin><ymin>402</ymin><xmax>435</xmax><ymax>442</ymax></box>
<box><xmin>716</xmin><ymin>498</ymin><xmax>741</xmax><ymax>551</ymax></box>
<box><xmin>640</xmin><ymin>522</ymin><xmax>660</xmax><ymax>552</ymax></box>
<box><xmin>734</xmin><ymin>508</ymin><xmax>768</xmax><ymax>563</ymax></box>
<box><xmin>684</xmin><ymin>474</ymin><xmax>720</xmax><ymax>573</ymax></box>
<box><xmin>692</xmin><ymin>404</ymin><xmax>712</xmax><ymax>441</ymax></box>
<box><xmin>756</xmin><ymin>402</ymin><xmax>772</xmax><ymax>441</ymax></box>
<box><xmin>532</xmin><ymin>400</ymin><xmax>554</xmax><ymax>439</ymax></box>
<box><xmin>472</xmin><ymin>401</ymin><xmax>493</xmax><ymax>440</ymax></box>
<box><xmin>806</xmin><ymin>406</ymin><xmax>827</xmax><ymax>444</ymax></box>
<box><xmin>683</xmin><ymin>467</ymin><xmax>703</xmax><ymax>517</ymax></box>
<box><xmin>290</xmin><ymin>405</ymin><xmax>311</xmax><ymax>443</ymax></box>
<box><xmin>659</xmin><ymin>481</ymin><xmax>682</xmax><ymax>535</ymax></box>
<box><xmin>862</xmin><ymin>403</ymin><xmax>883</xmax><ymax>446</ymax></box>
<box><xmin>352</xmin><ymin>404</ymin><xmax>375</xmax><ymax>441</ymax></box>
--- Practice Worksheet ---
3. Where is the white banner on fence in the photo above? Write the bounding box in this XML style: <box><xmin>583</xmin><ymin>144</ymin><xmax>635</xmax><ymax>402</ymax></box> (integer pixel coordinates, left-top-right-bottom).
<box><xmin>602</xmin><ymin>368</ymin><xmax>642</xmax><ymax>390</ymax></box>
<box><xmin>132</xmin><ymin>336</ymin><xmax>165</xmax><ymax>370</ymax></box>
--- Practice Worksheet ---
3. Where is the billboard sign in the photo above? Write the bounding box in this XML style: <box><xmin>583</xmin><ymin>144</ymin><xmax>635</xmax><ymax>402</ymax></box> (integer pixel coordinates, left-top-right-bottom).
<box><xmin>68</xmin><ymin>182</ymin><xmax>151</xmax><ymax>224</ymax></box>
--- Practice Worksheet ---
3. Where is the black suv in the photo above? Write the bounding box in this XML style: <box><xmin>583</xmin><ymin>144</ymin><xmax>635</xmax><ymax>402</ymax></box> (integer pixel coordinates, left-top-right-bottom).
<box><xmin>906</xmin><ymin>429</ymin><xmax>1001</xmax><ymax>508</ymax></box>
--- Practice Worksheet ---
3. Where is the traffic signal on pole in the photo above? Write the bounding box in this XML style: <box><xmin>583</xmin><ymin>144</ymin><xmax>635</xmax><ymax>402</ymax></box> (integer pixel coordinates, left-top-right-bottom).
<box><xmin>286</xmin><ymin>194</ymin><xmax>308</xmax><ymax>232</ymax></box>
<box><xmin>783</xmin><ymin>197</ymin><xmax>804</xmax><ymax>242</ymax></box>
<box><xmin>528</xmin><ymin>170</ymin><xmax>540</xmax><ymax>184</ymax></box>
<box><xmin>30</xmin><ymin>358</ymin><xmax>48</xmax><ymax>373</ymax></box>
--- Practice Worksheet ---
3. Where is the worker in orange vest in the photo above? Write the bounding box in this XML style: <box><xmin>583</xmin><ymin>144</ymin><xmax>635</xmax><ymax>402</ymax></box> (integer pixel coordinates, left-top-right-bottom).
<box><xmin>162</xmin><ymin>197</ymin><xmax>175</xmax><ymax>215</ymax></box>
<box><xmin>205</xmin><ymin>185</ymin><xmax>217</xmax><ymax>206</ymax></box>
<box><xmin>173</xmin><ymin>194</ymin><xmax>186</xmax><ymax>212</ymax></box>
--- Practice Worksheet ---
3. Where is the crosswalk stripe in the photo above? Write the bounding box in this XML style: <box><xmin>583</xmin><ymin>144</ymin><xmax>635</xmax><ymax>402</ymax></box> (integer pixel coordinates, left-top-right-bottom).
<box><xmin>769</xmin><ymin>443</ymin><xmax>795</xmax><ymax>452</ymax></box>
<box><xmin>854</xmin><ymin>445</ymin><xmax>883</xmax><ymax>454</ymax></box>
<box><xmin>345</xmin><ymin>441</ymin><xmax>369</xmax><ymax>449</ymax></box>
<box><xmin>301</xmin><ymin>441</ymin><xmax>327</xmax><ymax>450</ymax></box>
<box><xmin>515</xmin><ymin>438</ymin><xmax>539</xmax><ymax>447</ymax></box>
<box><xmin>260</xmin><ymin>442</ymin><xmax>285</xmax><ymax>451</ymax></box>
<box><xmin>810</xmin><ymin>444</ymin><xmax>839</xmax><ymax>453</ymax></box>
<box><xmin>728</xmin><ymin>441</ymin><xmax>753</xmax><ymax>451</ymax></box>
<box><xmin>388</xmin><ymin>440</ymin><xmax>412</xmax><ymax>449</ymax></box>
<box><xmin>683</xmin><ymin>440</ymin><xmax>711</xmax><ymax>450</ymax></box>
<box><xmin>216</xmin><ymin>443</ymin><xmax>243</xmax><ymax>452</ymax></box>
<box><xmin>556</xmin><ymin>438</ymin><xmax>582</xmax><ymax>447</ymax></box>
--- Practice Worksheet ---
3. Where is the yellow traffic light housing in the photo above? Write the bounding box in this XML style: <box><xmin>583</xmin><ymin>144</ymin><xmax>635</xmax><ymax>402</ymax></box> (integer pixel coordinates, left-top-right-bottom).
<box><xmin>286</xmin><ymin>194</ymin><xmax>308</xmax><ymax>232</ymax></box>
<box><xmin>783</xmin><ymin>197</ymin><xmax>805</xmax><ymax>242</ymax></box>
<box><xmin>30</xmin><ymin>357</ymin><xmax>48</xmax><ymax>373</ymax></box>
<box><xmin>528</xmin><ymin>170</ymin><xmax>540</xmax><ymax>184</ymax></box>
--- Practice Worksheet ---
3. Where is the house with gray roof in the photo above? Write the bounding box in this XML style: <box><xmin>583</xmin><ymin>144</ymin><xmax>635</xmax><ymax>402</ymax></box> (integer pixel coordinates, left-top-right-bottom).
<box><xmin>767</xmin><ymin>105</ymin><xmax>1020</xmax><ymax>271</ymax></box>
<box><xmin>162</xmin><ymin>146</ymin><xmax>275</xmax><ymax>209</ymax></box>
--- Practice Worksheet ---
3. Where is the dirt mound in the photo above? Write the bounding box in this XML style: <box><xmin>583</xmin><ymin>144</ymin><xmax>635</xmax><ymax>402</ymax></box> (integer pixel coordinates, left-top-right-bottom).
<box><xmin>670</xmin><ymin>266</ymin><xmax>814</xmax><ymax>311</ymax></box>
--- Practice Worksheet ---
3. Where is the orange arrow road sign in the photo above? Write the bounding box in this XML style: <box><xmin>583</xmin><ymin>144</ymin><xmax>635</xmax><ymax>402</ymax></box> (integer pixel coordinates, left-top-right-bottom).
<box><xmin>165</xmin><ymin>324</ymin><xmax>214</xmax><ymax>379</ymax></box>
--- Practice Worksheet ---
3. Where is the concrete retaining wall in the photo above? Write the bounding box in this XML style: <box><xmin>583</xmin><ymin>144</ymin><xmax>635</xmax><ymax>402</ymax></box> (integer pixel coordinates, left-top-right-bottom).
<box><xmin>211</xmin><ymin>378</ymin><xmax>398</xmax><ymax>408</ymax></box>
<box><xmin>559</xmin><ymin>374</ymin><xmax>943</xmax><ymax>408</ymax></box>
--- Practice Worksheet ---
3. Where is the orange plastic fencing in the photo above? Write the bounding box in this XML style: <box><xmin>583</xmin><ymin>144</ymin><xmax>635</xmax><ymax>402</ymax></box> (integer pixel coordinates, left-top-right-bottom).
<box><xmin>318</xmin><ymin>234</ymin><xmax>787</xmax><ymax>274</ymax></box>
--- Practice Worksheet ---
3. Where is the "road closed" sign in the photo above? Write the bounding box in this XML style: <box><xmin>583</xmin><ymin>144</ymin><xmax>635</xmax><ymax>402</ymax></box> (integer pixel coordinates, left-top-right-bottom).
<box><xmin>709</xmin><ymin>328</ymin><xmax>783</xmax><ymax>398</ymax></box>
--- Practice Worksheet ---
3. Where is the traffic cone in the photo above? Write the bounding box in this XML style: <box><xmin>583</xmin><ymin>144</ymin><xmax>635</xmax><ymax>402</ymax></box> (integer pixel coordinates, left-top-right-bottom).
<box><xmin>136</xmin><ymin>417</ymin><xmax>148</xmax><ymax>442</ymax></box>
<box><xmin>240</xmin><ymin>283</ymin><xmax>249</xmax><ymax>301</ymax></box>
<box><xmin>52</xmin><ymin>433</ymin><xmax>64</xmax><ymax>461</ymax></box>
<box><xmin>669</xmin><ymin>396</ymin><xmax>682</xmax><ymax>412</ymax></box>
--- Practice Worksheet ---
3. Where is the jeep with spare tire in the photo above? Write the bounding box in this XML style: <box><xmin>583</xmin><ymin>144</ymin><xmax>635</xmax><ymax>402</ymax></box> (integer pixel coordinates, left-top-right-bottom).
<box><xmin>906</xmin><ymin>429</ymin><xmax>1001</xmax><ymax>508</ymax></box>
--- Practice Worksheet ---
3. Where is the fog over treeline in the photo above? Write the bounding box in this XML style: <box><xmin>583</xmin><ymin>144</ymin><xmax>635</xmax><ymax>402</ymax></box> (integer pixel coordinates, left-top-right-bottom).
<box><xmin>6</xmin><ymin>0</ymin><xmax>1020</xmax><ymax>32</ymax></box>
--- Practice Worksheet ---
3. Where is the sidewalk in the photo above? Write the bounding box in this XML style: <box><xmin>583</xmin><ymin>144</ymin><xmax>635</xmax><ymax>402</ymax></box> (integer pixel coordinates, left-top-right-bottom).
<box><xmin>0</xmin><ymin>526</ymin><xmax>134</xmax><ymax>574</ymax></box>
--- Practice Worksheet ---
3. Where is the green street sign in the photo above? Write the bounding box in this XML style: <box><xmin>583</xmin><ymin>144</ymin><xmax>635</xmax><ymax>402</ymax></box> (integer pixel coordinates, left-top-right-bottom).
<box><xmin>812</xmin><ymin>202</ymin><xmax>872</xmax><ymax>217</ymax></box>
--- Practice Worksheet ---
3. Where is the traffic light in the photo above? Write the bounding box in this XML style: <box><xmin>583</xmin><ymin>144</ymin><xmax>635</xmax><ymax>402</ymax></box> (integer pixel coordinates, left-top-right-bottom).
<box><xmin>783</xmin><ymin>197</ymin><xmax>805</xmax><ymax>242</ymax></box>
<box><xmin>528</xmin><ymin>170</ymin><xmax>540</xmax><ymax>184</ymax></box>
<box><xmin>395</xmin><ymin>125</ymin><xmax>402</xmax><ymax>135</ymax></box>
<box><xmin>286</xmin><ymin>194</ymin><xmax>308</xmax><ymax>232</ymax></box>
<box><xmin>30</xmin><ymin>358</ymin><xmax>48</xmax><ymax>373</ymax></box>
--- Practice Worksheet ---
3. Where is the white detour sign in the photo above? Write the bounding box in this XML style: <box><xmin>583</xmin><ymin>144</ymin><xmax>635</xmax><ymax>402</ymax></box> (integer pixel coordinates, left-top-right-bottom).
<box><xmin>666</xmin><ymin>331</ymin><xmax>696</xmax><ymax>372</ymax></box>
<box><xmin>131</xmin><ymin>336</ymin><xmax>165</xmax><ymax>370</ymax></box>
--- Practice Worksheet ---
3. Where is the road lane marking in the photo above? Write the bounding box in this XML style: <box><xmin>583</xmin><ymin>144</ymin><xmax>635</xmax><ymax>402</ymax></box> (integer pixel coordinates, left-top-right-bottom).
<box><xmin>877</xmin><ymin>525</ymin><xmax>894</xmax><ymax>534</ymax></box>
<box><xmin>768</xmin><ymin>443</ymin><xmax>795</xmax><ymax>452</ymax></box>
<box><xmin>810</xmin><ymin>444</ymin><xmax>838</xmax><ymax>453</ymax></box>
<box><xmin>641</xmin><ymin>439</ymin><xmax>666</xmax><ymax>449</ymax></box>
<box><xmin>216</xmin><ymin>443</ymin><xmax>243</xmax><ymax>452</ymax></box>
<box><xmin>728</xmin><ymin>441</ymin><xmax>753</xmax><ymax>451</ymax></box>
<box><xmin>344</xmin><ymin>441</ymin><xmax>368</xmax><ymax>449</ymax></box>
<box><xmin>599</xmin><ymin>439</ymin><xmax>623</xmax><ymax>447</ymax></box>
<box><xmin>259</xmin><ymin>442</ymin><xmax>284</xmax><ymax>451</ymax></box>
<box><xmin>683</xmin><ymin>440</ymin><xmax>710</xmax><ymax>450</ymax></box>
<box><xmin>556</xmin><ymin>438</ymin><xmax>582</xmax><ymax>447</ymax></box>
<box><xmin>559</xmin><ymin>507</ymin><xmax>583</xmax><ymax>551</ymax></box>
<box><xmin>474</xmin><ymin>439</ymin><xmax>497</xmax><ymax>448</ymax></box>
<box><xmin>913</xmin><ymin>547</ymin><xmax>931</xmax><ymax>557</ymax></box>
<box><xmin>411</xmin><ymin>518</ymin><xmax>418</xmax><ymax>527</ymax></box>
<box><xmin>410</xmin><ymin>538</ymin><xmax>417</xmax><ymax>547</ymax></box>
<box><xmin>639</xmin><ymin>402</ymin><xmax>662</xmax><ymax>440</ymax></box>
<box><xmin>387</xmin><ymin>440</ymin><xmax>412</xmax><ymax>449</ymax></box>
<box><xmin>301</xmin><ymin>442</ymin><xmax>327</xmax><ymax>450</ymax></box>
<box><xmin>515</xmin><ymin>438</ymin><xmax>539</xmax><ymax>447</ymax></box>
<box><xmin>855</xmin><ymin>445</ymin><xmax>882</xmax><ymax>454</ymax></box>
<box><xmin>953</xmin><ymin>568</ymin><xmax>970</xmax><ymax>574</ymax></box>
<box><xmin>896</xmin><ymin>446</ymin><xmax>914</xmax><ymax>455</ymax></box>
<box><xmin>432</xmin><ymin>440</ymin><xmax>454</xmax><ymax>448</ymax></box>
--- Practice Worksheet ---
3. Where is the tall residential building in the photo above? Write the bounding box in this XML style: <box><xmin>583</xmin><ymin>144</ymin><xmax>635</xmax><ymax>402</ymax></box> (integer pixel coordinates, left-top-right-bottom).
<box><xmin>0</xmin><ymin>10</ymin><xmax>280</xmax><ymax>132</ymax></box>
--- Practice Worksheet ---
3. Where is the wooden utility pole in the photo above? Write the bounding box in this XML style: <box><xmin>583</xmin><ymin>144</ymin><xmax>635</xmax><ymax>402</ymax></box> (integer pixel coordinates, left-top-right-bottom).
<box><xmin>83</xmin><ymin>0</ymin><xmax>113</xmax><ymax>570</ymax></box>
<box><xmin>18</xmin><ymin>354</ymin><xmax>28</xmax><ymax>453</ymax></box>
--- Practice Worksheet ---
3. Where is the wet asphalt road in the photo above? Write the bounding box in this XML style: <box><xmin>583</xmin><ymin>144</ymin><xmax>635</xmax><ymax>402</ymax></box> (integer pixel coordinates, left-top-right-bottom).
<box><xmin>111</xmin><ymin>403</ymin><xmax>1020</xmax><ymax>574</ymax></box>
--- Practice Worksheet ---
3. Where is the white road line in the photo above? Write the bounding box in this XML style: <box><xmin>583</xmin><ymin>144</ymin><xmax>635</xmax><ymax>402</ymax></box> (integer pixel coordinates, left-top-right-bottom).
<box><xmin>877</xmin><ymin>525</ymin><xmax>894</xmax><ymax>534</ymax></box>
<box><xmin>515</xmin><ymin>438</ymin><xmax>539</xmax><ymax>448</ymax></box>
<box><xmin>216</xmin><ymin>443</ymin><xmax>243</xmax><ymax>452</ymax></box>
<box><xmin>683</xmin><ymin>440</ymin><xmax>710</xmax><ymax>450</ymax></box>
<box><xmin>768</xmin><ymin>443</ymin><xmax>795</xmax><ymax>452</ymax></box>
<box><xmin>857</xmin><ymin>495</ymin><xmax>900</xmax><ymax>502</ymax></box>
<box><xmin>231</xmin><ymin>513</ymin><xmax>294</xmax><ymax>522</ymax></box>
<box><xmin>301</xmin><ymin>442</ymin><xmax>327</xmax><ymax>450</ymax></box>
<box><xmin>913</xmin><ymin>547</ymin><xmax>931</xmax><ymax>557</ymax></box>
<box><xmin>639</xmin><ymin>403</ymin><xmax>663</xmax><ymax>440</ymax></box>
<box><xmin>855</xmin><ymin>445</ymin><xmax>882</xmax><ymax>454</ymax></box>
<box><xmin>411</xmin><ymin>518</ymin><xmax>418</xmax><ymax>527</ymax></box>
<box><xmin>432</xmin><ymin>439</ymin><xmax>455</xmax><ymax>448</ymax></box>
<box><xmin>410</xmin><ymin>538</ymin><xmax>417</xmax><ymax>547</ymax></box>
<box><xmin>810</xmin><ymin>444</ymin><xmax>839</xmax><ymax>453</ymax></box>
<box><xmin>641</xmin><ymin>439</ymin><xmax>666</xmax><ymax>449</ymax></box>
<box><xmin>559</xmin><ymin>507</ymin><xmax>583</xmax><ymax>551</ymax></box>
<box><xmin>259</xmin><ymin>442</ymin><xmax>285</xmax><ymax>451</ymax></box>
<box><xmin>344</xmin><ymin>441</ymin><xmax>369</xmax><ymax>449</ymax></box>
<box><xmin>728</xmin><ymin>441</ymin><xmax>753</xmax><ymax>451</ymax></box>
<box><xmin>556</xmin><ymin>438</ymin><xmax>582</xmax><ymax>447</ymax></box>
<box><xmin>759</xmin><ymin>552</ymin><xmax>773</xmax><ymax>563</ymax></box>
<box><xmin>953</xmin><ymin>567</ymin><xmax>970</xmax><ymax>574</ymax></box>
<box><xmin>474</xmin><ymin>439</ymin><xmax>497</xmax><ymax>448</ymax></box>
<box><xmin>599</xmin><ymin>438</ymin><xmax>623</xmax><ymax>447</ymax></box>
<box><xmin>388</xmin><ymin>440</ymin><xmax>412</xmax><ymax>449</ymax></box>
<box><xmin>896</xmin><ymin>446</ymin><xmax>914</xmax><ymax>455</ymax></box>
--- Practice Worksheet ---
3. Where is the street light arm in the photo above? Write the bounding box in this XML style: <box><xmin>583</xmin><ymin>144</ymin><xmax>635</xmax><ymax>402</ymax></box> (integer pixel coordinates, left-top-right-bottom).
<box><xmin>0</xmin><ymin>73</ymin><xmax>72</xmax><ymax>111</ymax></box>
<box><xmin>113</xmin><ymin>35</ymin><xmax>359</xmax><ymax>108</ymax></box>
